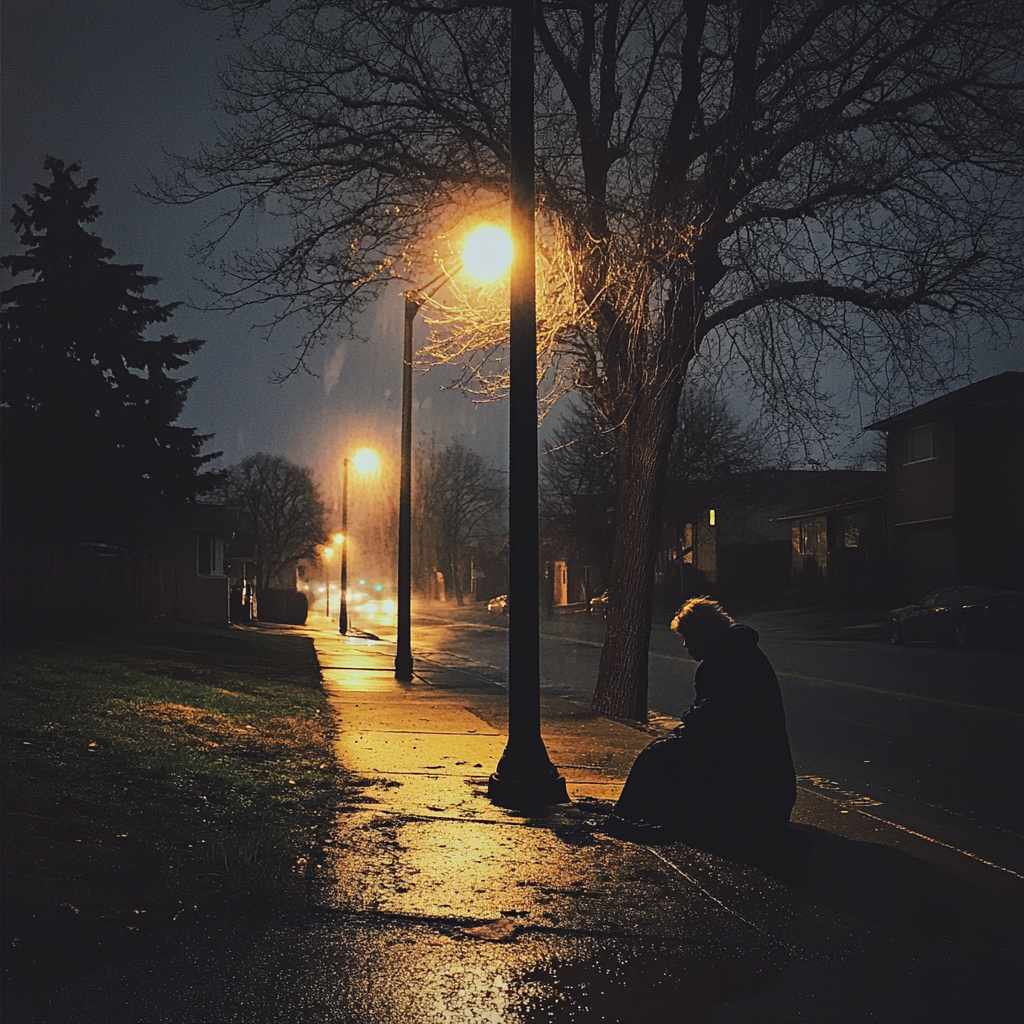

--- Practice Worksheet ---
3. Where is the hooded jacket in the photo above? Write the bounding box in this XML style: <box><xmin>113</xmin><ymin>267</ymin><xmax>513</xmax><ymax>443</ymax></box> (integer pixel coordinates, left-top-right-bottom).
<box><xmin>676</xmin><ymin>624</ymin><xmax>796</xmax><ymax>827</ymax></box>
<box><xmin>615</xmin><ymin>624</ymin><xmax>796</xmax><ymax>838</ymax></box>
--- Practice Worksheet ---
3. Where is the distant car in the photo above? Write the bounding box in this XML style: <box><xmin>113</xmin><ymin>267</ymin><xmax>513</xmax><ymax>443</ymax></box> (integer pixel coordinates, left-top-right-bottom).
<box><xmin>887</xmin><ymin>587</ymin><xmax>1024</xmax><ymax>648</ymax></box>
<box><xmin>589</xmin><ymin>590</ymin><xmax>609</xmax><ymax>617</ymax></box>
<box><xmin>487</xmin><ymin>594</ymin><xmax>508</xmax><ymax>614</ymax></box>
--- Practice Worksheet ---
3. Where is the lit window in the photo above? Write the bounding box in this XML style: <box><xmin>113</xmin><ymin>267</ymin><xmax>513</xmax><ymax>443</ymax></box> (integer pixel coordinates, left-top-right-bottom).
<box><xmin>709</xmin><ymin>509</ymin><xmax>716</xmax><ymax>526</ymax></box>
<box><xmin>903</xmin><ymin>423</ymin><xmax>935</xmax><ymax>464</ymax></box>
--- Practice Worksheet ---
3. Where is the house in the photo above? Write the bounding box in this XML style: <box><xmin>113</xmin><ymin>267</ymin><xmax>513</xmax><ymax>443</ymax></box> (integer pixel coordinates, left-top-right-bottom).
<box><xmin>773</xmin><ymin>480</ymin><xmax>888</xmax><ymax>604</ymax></box>
<box><xmin>1</xmin><ymin>503</ymin><xmax>240</xmax><ymax>633</ymax></box>
<box><xmin>157</xmin><ymin>504</ymin><xmax>239</xmax><ymax>626</ymax></box>
<box><xmin>866</xmin><ymin>371</ymin><xmax>1024</xmax><ymax>600</ymax></box>
<box><xmin>658</xmin><ymin>469</ymin><xmax>887</xmax><ymax>607</ymax></box>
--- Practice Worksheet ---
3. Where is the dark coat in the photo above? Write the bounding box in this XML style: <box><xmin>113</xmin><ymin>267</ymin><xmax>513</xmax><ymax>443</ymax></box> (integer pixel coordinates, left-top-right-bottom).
<box><xmin>614</xmin><ymin>624</ymin><xmax>796</xmax><ymax>843</ymax></box>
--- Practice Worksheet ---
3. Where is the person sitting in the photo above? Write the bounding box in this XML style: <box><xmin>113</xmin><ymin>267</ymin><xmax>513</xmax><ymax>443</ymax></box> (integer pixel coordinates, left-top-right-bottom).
<box><xmin>608</xmin><ymin>597</ymin><xmax>797</xmax><ymax>858</ymax></box>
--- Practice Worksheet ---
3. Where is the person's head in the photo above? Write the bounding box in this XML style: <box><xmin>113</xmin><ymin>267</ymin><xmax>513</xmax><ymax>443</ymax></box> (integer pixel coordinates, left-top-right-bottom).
<box><xmin>671</xmin><ymin>597</ymin><xmax>734</xmax><ymax>661</ymax></box>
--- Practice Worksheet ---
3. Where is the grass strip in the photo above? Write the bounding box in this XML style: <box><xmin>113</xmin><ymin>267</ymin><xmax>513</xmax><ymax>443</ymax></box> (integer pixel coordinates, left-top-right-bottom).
<box><xmin>1</xmin><ymin>619</ymin><xmax>341</xmax><ymax>984</ymax></box>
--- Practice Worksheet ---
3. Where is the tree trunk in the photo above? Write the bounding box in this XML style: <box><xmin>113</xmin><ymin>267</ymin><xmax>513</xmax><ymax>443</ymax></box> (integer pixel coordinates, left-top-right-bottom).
<box><xmin>450</xmin><ymin>547</ymin><xmax>465</xmax><ymax>606</ymax></box>
<box><xmin>591</xmin><ymin>372</ymin><xmax>684</xmax><ymax>722</ymax></box>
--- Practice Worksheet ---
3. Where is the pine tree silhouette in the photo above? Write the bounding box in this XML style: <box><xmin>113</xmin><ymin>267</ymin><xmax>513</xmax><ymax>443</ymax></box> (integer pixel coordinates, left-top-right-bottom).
<box><xmin>1</xmin><ymin>158</ymin><xmax>221</xmax><ymax>542</ymax></box>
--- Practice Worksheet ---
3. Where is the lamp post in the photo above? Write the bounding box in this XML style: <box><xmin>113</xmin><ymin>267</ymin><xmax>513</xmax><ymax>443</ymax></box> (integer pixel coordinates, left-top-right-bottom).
<box><xmin>488</xmin><ymin>0</ymin><xmax>568</xmax><ymax>808</ymax></box>
<box><xmin>397</xmin><ymin>257</ymin><xmax>495</xmax><ymax>680</ymax></box>
<box><xmin>338</xmin><ymin>448</ymin><xmax>380</xmax><ymax>636</ymax></box>
<box><xmin>323</xmin><ymin>546</ymin><xmax>335</xmax><ymax>619</ymax></box>
<box><xmin>339</xmin><ymin>457</ymin><xmax>350</xmax><ymax>634</ymax></box>
<box><xmin>395</xmin><ymin>288</ymin><xmax>429</xmax><ymax>680</ymax></box>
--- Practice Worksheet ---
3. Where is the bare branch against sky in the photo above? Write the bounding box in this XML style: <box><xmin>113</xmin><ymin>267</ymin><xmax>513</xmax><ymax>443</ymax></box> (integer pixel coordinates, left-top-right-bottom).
<box><xmin>161</xmin><ymin>1</ymin><xmax>1023</xmax><ymax>717</ymax></box>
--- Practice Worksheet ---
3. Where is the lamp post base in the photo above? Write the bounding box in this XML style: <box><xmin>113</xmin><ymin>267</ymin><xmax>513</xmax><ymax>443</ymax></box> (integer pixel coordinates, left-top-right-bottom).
<box><xmin>488</xmin><ymin>739</ymin><xmax>569</xmax><ymax>808</ymax></box>
<box><xmin>394</xmin><ymin>651</ymin><xmax>413</xmax><ymax>682</ymax></box>
<box><xmin>488</xmin><ymin>771</ymin><xmax>569</xmax><ymax>809</ymax></box>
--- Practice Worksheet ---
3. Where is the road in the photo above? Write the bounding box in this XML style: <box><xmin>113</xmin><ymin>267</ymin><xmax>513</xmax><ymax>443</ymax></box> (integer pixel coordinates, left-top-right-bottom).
<box><xmin>386</xmin><ymin>601</ymin><xmax>1024</xmax><ymax>880</ymax></box>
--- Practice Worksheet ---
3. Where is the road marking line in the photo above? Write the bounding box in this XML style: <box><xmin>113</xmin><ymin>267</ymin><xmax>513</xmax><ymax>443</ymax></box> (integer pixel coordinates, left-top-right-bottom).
<box><xmin>799</xmin><ymin>785</ymin><xmax>1024</xmax><ymax>881</ymax></box>
<box><xmin>539</xmin><ymin>633</ymin><xmax>604</xmax><ymax>648</ymax></box>
<box><xmin>778</xmin><ymin>671</ymin><xmax>1024</xmax><ymax>719</ymax></box>
<box><xmin>855</xmin><ymin>808</ymin><xmax>1024</xmax><ymax>881</ymax></box>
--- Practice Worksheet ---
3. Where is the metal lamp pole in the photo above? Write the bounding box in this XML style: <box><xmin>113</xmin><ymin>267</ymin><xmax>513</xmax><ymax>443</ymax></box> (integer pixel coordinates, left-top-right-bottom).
<box><xmin>338</xmin><ymin>457</ymin><xmax>349</xmax><ymax>635</ymax></box>
<box><xmin>488</xmin><ymin>0</ymin><xmax>567</xmax><ymax>808</ymax></box>
<box><xmin>395</xmin><ymin>294</ymin><xmax>419</xmax><ymax>681</ymax></box>
<box><xmin>396</xmin><ymin>269</ymin><xmax>459</xmax><ymax>681</ymax></box>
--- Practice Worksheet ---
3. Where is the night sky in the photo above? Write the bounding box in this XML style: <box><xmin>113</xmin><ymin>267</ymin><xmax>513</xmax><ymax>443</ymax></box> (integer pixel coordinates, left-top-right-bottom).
<box><xmin>3</xmin><ymin>0</ymin><xmax>1020</xmax><ymax>494</ymax></box>
<box><xmin>1</xmin><ymin>0</ymin><xmax>510</xmax><ymax>508</ymax></box>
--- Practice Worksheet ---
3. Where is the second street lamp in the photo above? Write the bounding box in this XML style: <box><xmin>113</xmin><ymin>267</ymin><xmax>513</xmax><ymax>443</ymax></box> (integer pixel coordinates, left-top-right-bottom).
<box><xmin>338</xmin><ymin>447</ymin><xmax>380</xmax><ymax>636</ymax></box>
<box><xmin>322</xmin><ymin>545</ymin><xmax>335</xmax><ymax>619</ymax></box>
<box><xmin>395</xmin><ymin>240</ymin><xmax>509</xmax><ymax>683</ymax></box>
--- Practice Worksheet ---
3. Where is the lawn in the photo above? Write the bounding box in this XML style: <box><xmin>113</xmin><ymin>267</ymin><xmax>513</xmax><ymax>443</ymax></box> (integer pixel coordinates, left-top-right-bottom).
<box><xmin>1</xmin><ymin>620</ymin><xmax>343</xmax><ymax>989</ymax></box>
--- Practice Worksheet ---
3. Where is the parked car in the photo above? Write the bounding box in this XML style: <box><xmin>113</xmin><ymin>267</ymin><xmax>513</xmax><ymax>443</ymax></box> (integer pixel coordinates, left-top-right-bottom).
<box><xmin>589</xmin><ymin>590</ymin><xmax>609</xmax><ymax>617</ymax></box>
<box><xmin>487</xmin><ymin>594</ymin><xmax>508</xmax><ymax>614</ymax></box>
<box><xmin>887</xmin><ymin>587</ymin><xmax>1024</xmax><ymax>648</ymax></box>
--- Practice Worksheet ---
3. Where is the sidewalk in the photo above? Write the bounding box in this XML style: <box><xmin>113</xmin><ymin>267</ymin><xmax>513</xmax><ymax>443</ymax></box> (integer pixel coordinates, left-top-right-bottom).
<box><xmin>293</xmin><ymin>626</ymin><xmax>1022</xmax><ymax>1022</ymax></box>
<box><xmin>20</xmin><ymin>622</ymin><xmax>1021</xmax><ymax>1022</ymax></box>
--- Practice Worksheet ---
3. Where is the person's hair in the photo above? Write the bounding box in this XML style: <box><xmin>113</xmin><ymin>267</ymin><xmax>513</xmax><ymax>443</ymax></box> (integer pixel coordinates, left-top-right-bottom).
<box><xmin>671</xmin><ymin>596</ymin><xmax>734</xmax><ymax>637</ymax></box>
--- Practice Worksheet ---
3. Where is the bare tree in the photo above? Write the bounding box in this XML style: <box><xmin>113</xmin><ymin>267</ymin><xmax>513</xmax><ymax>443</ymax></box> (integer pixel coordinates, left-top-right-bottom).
<box><xmin>415</xmin><ymin>440</ymin><xmax>506</xmax><ymax>605</ymax></box>
<box><xmin>540</xmin><ymin>392</ymin><xmax>620</xmax><ymax>587</ymax></box>
<box><xmin>541</xmin><ymin>381</ymin><xmax>765</xmax><ymax>585</ymax></box>
<box><xmin>166</xmin><ymin>1</ymin><xmax>1023</xmax><ymax>719</ymax></box>
<box><xmin>221</xmin><ymin>453</ymin><xmax>328</xmax><ymax>591</ymax></box>
<box><xmin>666</xmin><ymin>383</ymin><xmax>767</xmax><ymax>499</ymax></box>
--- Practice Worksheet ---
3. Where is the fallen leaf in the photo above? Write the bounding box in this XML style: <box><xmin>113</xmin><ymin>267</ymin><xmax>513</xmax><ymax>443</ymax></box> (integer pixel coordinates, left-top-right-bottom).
<box><xmin>463</xmin><ymin>918</ymin><xmax>520</xmax><ymax>941</ymax></box>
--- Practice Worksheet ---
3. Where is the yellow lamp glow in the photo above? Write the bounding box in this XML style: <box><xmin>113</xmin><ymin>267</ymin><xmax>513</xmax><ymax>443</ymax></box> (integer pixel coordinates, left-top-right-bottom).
<box><xmin>352</xmin><ymin>447</ymin><xmax>380</xmax><ymax>474</ymax></box>
<box><xmin>332</xmin><ymin>533</ymin><xmax>345</xmax><ymax>545</ymax></box>
<box><xmin>462</xmin><ymin>225</ymin><xmax>513</xmax><ymax>282</ymax></box>
<box><xmin>323</xmin><ymin>546</ymin><xmax>335</xmax><ymax>561</ymax></box>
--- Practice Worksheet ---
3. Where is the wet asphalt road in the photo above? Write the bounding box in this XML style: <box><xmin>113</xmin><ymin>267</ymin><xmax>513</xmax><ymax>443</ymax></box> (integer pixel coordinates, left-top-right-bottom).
<box><xmin>400</xmin><ymin>605</ymin><xmax>1024</xmax><ymax>879</ymax></box>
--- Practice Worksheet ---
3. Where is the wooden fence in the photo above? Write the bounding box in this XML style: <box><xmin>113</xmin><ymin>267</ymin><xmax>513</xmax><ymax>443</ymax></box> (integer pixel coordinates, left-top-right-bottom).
<box><xmin>2</xmin><ymin>534</ymin><xmax>177</xmax><ymax>636</ymax></box>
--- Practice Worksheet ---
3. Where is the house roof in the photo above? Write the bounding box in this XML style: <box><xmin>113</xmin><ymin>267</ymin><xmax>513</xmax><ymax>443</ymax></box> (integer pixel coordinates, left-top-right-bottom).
<box><xmin>865</xmin><ymin>371</ymin><xmax>1024</xmax><ymax>432</ymax></box>
<box><xmin>773</xmin><ymin>480</ymin><xmax>888</xmax><ymax>521</ymax></box>
<box><xmin>705</xmin><ymin>469</ymin><xmax>886</xmax><ymax>514</ymax></box>
<box><xmin>170</xmin><ymin>503</ymin><xmax>240</xmax><ymax>534</ymax></box>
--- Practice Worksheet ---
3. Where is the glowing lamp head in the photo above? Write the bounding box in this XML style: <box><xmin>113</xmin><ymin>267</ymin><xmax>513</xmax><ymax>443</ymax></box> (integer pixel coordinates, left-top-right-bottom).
<box><xmin>332</xmin><ymin>533</ymin><xmax>345</xmax><ymax>545</ymax></box>
<box><xmin>462</xmin><ymin>225</ymin><xmax>513</xmax><ymax>282</ymax></box>
<box><xmin>323</xmin><ymin>546</ymin><xmax>335</xmax><ymax>561</ymax></box>
<box><xmin>352</xmin><ymin>447</ymin><xmax>380</xmax><ymax>474</ymax></box>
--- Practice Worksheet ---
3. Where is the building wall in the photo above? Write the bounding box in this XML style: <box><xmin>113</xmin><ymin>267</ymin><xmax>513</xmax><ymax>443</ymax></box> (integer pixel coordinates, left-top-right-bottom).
<box><xmin>953</xmin><ymin>401</ymin><xmax>1024</xmax><ymax>590</ymax></box>
<box><xmin>192</xmin><ymin>574</ymin><xmax>231</xmax><ymax>624</ymax></box>
<box><xmin>884</xmin><ymin>400</ymin><xmax>1024</xmax><ymax>597</ymax></box>
<box><xmin>887</xmin><ymin>417</ymin><xmax>955</xmax><ymax>526</ymax></box>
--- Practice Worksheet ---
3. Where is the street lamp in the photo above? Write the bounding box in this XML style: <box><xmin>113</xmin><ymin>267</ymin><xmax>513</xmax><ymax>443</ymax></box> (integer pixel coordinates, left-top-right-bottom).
<box><xmin>322</xmin><ymin>545</ymin><xmax>335</xmax><ymax>618</ymax></box>
<box><xmin>339</xmin><ymin>447</ymin><xmax>380</xmax><ymax>635</ymax></box>
<box><xmin>487</xmin><ymin>0</ymin><xmax>568</xmax><ymax>808</ymax></box>
<box><xmin>395</xmin><ymin>235</ymin><xmax>510</xmax><ymax>682</ymax></box>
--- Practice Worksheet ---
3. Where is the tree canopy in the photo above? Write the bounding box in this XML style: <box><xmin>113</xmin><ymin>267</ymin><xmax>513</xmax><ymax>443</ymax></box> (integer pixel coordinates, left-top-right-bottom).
<box><xmin>415</xmin><ymin>440</ymin><xmax>506</xmax><ymax>605</ymax></box>
<box><xmin>169</xmin><ymin>1</ymin><xmax>1023</xmax><ymax>718</ymax></box>
<box><xmin>541</xmin><ymin>382</ymin><xmax>765</xmax><ymax>585</ymax></box>
<box><xmin>220</xmin><ymin>452</ymin><xmax>328</xmax><ymax>590</ymax></box>
<box><xmin>1</xmin><ymin>158</ymin><xmax>221</xmax><ymax>543</ymax></box>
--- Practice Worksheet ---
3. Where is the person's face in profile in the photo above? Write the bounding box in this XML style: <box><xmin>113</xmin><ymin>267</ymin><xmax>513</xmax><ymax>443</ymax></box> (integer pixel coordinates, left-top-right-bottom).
<box><xmin>680</xmin><ymin>623</ymin><xmax>712</xmax><ymax>662</ymax></box>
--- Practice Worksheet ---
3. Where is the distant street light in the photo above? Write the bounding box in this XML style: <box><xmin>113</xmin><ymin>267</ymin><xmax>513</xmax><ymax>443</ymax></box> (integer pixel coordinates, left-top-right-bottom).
<box><xmin>322</xmin><ymin>545</ymin><xmax>335</xmax><ymax>618</ymax></box>
<box><xmin>339</xmin><ymin>448</ymin><xmax>380</xmax><ymax>635</ymax></box>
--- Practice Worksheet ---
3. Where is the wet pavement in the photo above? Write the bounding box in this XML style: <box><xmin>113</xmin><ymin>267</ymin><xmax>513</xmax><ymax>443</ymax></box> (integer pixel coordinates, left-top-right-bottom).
<box><xmin>10</xmin><ymin>623</ymin><xmax>1023</xmax><ymax>1022</ymax></box>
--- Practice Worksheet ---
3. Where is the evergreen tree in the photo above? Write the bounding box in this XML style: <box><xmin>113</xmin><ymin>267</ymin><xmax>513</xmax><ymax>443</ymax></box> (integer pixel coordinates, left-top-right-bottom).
<box><xmin>1</xmin><ymin>158</ymin><xmax>221</xmax><ymax>542</ymax></box>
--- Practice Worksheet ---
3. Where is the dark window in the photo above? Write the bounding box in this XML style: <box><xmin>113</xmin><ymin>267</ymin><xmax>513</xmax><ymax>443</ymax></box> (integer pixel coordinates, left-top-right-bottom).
<box><xmin>903</xmin><ymin>423</ymin><xmax>935</xmax><ymax>464</ymax></box>
<box><xmin>197</xmin><ymin>537</ymin><xmax>223</xmax><ymax>575</ymax></box>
